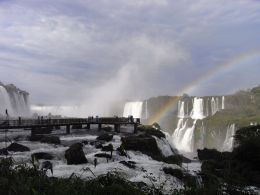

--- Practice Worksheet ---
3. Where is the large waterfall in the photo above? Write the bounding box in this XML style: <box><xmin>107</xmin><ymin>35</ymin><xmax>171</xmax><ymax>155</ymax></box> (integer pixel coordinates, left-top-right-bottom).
<box><xmin>172</xmin><ymin>96</ymin><xmax>225</xmax><ymax>153</ymax></box>
<box><xmin>0</xmin><ymin>83</ymin><xmax>30</xmax><ymax>118</ymax></box>
<box><xmin>123</xmin><ymin>101</ymin><xmax>143</xmax><ymax>118</ymax></box>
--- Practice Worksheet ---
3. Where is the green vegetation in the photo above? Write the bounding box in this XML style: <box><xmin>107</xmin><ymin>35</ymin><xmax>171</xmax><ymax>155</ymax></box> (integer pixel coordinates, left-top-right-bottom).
<box><xmin>0</xmin><ymin>158</ymin><xmax>146</xmax><ymax>195</ymax></box>
<box><xmin>198</xmin><ymin>125</ymin><xmax>260</xmax><ymax>194</ymax></box>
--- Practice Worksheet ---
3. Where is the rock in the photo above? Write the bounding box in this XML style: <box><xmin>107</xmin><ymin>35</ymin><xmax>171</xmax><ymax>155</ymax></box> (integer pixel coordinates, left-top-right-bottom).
<box><xmin>31</xmin><ymin>127</ymin><xmax>52</xmax><ymax>135</ymax></box>
<box><xmin>163</xmin><ymin>167</ymin><xmax>183</xmax><ymax>180</ymax></box>
<box><xmin>0</xmin><ymin>148</ymin><xmax>8</xmax><ymax>155</ymax></box>
<box><xmin>28</xmin><ymin>134</ymin><xmax>44</xmax><ymax>141</ymax></box>
<box><xmin>65</xmin><ymin>143</ymin><xmax>88</xmax><ymax>165</ymax></box>
<box><xmin>120</xmin><ymin>161</ymin><xmax>136</xmax><ymax>169</ymax></box>
<box><xmin>96</xmin><ymin>133</ymin><xmax>113</xmax><ymax>142</ymax></box>
<box><xmin>40</xmin><ymin>136</ymin><xmax>61</xmax><ymax>145</ymax></box>
<box><xmin>198</xmin><ymin>148</ymin><xmax>231</xmax><ymax>161</ymax></box>
<box><xmin>121</xmin><ymin>134</ymin><xmax>162</xmax><ymax>160</ymax></box>
<box><xmin>41</xmin><ymin>161</ymin><xmax>53</xmax><ymax>175</ymax></box>
<box><xmin>82</xmin><ymin>140</ymin><xmax>88</xmax><ymax>145</ymax></box>
<box><xmin>7</xmin><ymin>143</ymin><xmax>30</xmax><ymax>152</ymax></box>
<box><xmin>102</xmin><ymin>144</ymin><xmax>113</xmax><ymax>152</ymax></box>
<box><xmin>137</xmin><ymin>125</ymin><xmax>165</xmax><ymax>138</ymax></box>
<box><xmin>31</xmin><ymin>152</ymin><xmax>54</xmax><ymax>160</ymax></box>
<box><xmin>162</xmin><ymin>155</ymin><xmax>182</xmax><ymax>165</ymax></box>
<box><xmin>94</xmin><ymin>153</ymin><xmax>111</xmax><ymax>159</ymax></box>
<box><xmin>95</xmin><ymin>143</ymin><xmax>103</xmax><ymax>149</ymax></box>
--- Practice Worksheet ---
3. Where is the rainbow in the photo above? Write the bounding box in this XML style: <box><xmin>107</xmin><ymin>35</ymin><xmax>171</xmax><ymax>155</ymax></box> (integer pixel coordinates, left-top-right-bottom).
<box><xmin>148</xmin><ymin>49</ymin><xmax>260</xmax><ymax>124</ymax></box>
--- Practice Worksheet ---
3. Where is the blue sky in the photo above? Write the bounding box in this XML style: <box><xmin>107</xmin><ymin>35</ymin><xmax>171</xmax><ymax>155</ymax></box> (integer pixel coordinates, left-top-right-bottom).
<box><xmin>0</xmin><ymin>0</ymin><xmax>260</xmax><ymax>108</ymax></box>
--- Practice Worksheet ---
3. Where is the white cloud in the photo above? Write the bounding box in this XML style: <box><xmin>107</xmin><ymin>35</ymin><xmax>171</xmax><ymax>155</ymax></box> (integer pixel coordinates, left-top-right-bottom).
<box><xmin>0</xmin><ymin>0</ymin><xmax>260</xmax><ymax>115</ymax></box>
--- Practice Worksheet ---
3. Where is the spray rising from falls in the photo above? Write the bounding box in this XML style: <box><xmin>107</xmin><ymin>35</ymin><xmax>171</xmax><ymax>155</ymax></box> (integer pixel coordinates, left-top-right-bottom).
<box><xmin>123</xmin><ymin>101</ymin><xmax>143</xmax><ymax>118</ymax></box>
<box><xmin>0</xmin><ymin>84</ymin><xmax>30</xmax><ymax>118</ymax></box>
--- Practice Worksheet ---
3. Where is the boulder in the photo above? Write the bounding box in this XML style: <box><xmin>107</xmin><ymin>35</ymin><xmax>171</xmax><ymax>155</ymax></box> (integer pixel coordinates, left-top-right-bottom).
<box><xmin>31</xmin><ymin>127</ymin><xmax>52</xmax><ymax>135</ymax></box>
<box><xmin>94</xmin><ymin>153</ymin><xmax>111</xmax><ymax>159</ymax></box>
<box><xmin>65</xmin><ymin>143</ymin><xmax>88</xmax><ymax>165</ymax></box>
<box><xmin>7</xmin><ymin>143</ymin><xmax>30</xmax><ymax>152</ymax></box>
<box><xmin>40</xmin><ymin>136</ymin><xmax>61</xmax><ymax>144</ymax></box>
<box><xmin>31</xmin><ymin>152</ymin><xmax>54</xmax><ymax>160</ymax></box>
<box><xmin>82</xmin><ymin>140</ymin><xmax>88</xmax><ymax>145</ymax></box>
<box><xmin>198</xmin><ymin>148</ymin><xmax>231</xmax><ymax>161</ymax></box>
<box><xmin>121</xmin><ymin>134</ymin><xmax>162</xmax><ymax>160</ymax></box>
<box><xmin>120</xmin><ymin>161</ymin><xmax>136</xmax><ymax>169</ymax></box>
<box><xmin>137</xmin><ymin>125</ymin><xmax>165</xmax><ymax>138</ymax></box>
<box><xmin>96</xmin><ymin>133</ymin><xmax>113</xmax><ymax>142</ymax></box>
<box><xmin>0</xmin><ymin>148</ymin><xmax>8</xmax><ymax>155</ymax></box>
<box><xmin>163</xmin><ymin>167</ymin><xmax>183</xmax><ymax>180</ymax></box>
<box><xmin>102</xmin><ymin>144</ymin><xmax>113</xmax><ymax>152</ymax></box>
<box><xmin>28</xmin><ymin>134</ymin><xmax>44</xmax><ymax>141</ymax></box>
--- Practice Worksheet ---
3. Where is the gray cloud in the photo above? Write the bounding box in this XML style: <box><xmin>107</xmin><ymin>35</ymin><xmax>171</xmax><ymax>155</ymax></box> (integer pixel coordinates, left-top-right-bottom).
<box><xmin>0</xmin><ymin>0</ymin><xmax>260</xmax><ymax>115</ymax></box>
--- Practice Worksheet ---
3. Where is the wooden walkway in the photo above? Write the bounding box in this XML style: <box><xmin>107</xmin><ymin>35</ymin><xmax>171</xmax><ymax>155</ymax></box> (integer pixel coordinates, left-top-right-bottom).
<box><xmin>0</xmin><ymin>117</ymin><xmax>141</xmax><ymax>134</ymax></box>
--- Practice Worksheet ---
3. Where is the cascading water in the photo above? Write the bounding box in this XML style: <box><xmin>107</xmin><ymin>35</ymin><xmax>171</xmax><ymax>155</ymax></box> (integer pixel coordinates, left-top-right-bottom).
<box><xmin>191</xmin><ymin>97</ymin><xmax>205</xmax><ymax>120</ymax></box>
<box><xmin>172</xmin><ymin>96</ymin><xmax>226</xmax><ymax>153</ymax></box>
<box><xmin>178</xmin><ymin>101</ymin><xmax>186</xmax><ymax>118</ymax></box>
<box><xmin>173</xmin><ymin>98</ymin><xmax>206</xmax><ymax>153</ymax></box>
<box><xmin>0</xmin><ymin>84</ymin><xmax>30</xmax><ymax>117</ymax></box>
<box><xmin>123</xmin><ymin>101</ymin><xmax>143</xmax><ymax>118</ymax></box>
<box><xmin>222</xmin><ymin>96</ymin><xmax>225</xmax><ymax>110</ymax></box>
<box><xmin>222</xmin><ymin>124</ymin><xmax>236</xmax><ymax>152</ymax></box>
<box><xmin>0</xmin><ymin>86</ymin><xmax>14</xmax><ymax>116</ymax></box>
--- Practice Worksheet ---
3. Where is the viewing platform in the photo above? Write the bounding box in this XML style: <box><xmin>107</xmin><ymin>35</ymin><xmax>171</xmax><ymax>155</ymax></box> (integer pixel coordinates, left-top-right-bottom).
<box><xmin>0</xmin><ymin>117</ymin><xmax>141</xmax><ymax>134</ymax></box>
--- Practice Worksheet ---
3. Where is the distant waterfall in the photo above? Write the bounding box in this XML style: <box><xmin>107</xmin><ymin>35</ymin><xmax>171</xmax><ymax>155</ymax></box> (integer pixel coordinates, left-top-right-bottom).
<box><xmin>222</xmin><ymin>96</ymin><xmax>225</xmax><ymax>110</ymax></box>
<box><xmin>123</xmin><ymin>101</ymin><xmax>143</xmax><ymax>118</ymax></box>
<box><xmin>178</xmin><ymin>101</ymin><xmax>186</xmax><ymax>118</ymax></box>
<box><xmin>211</xmin><ymin>97</ymin><xmax>219</xmax><ymax>115</ymax></box>
<box><xmin>191</xmin><ymin>97</ymin><xmax>205</xmax><ymax>120</ymax></box>
<box><xmin>222</xmin><ymin>124</ymin><xmax>236</xmax><ymax>152</ymax></box>
<box><xmin>0</xmin><ymin>86</ymin><xmax>14</xmax><ymax>116</ymax></box>
<box><xmin>0</xmin><ymin>84</ymin><xmax>30</xmax><ymax>118</ymax></box>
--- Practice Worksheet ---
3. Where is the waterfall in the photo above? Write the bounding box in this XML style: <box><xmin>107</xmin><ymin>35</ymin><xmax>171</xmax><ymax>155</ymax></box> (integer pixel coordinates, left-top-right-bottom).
<box><xmin>222</xmin><ymin>124</ymin><xmax>236</xmax><ymax>152</ymax></box>
<box><xmin>0</xmin><ymin>86</ymin><xmax>14</xmax><ymax>116</ymax></box>
<box><xmin>190</xmin><ymin>97</ymin><xmax>205</xmax><ymax>120</ymax></box>
<box><xmin>172</xmin><ymin>97</ymin><xmax>205</xmax><ymax>153</ymax></box>
<box><xmin>222</xmin><ymin>96</ymin><xmax>225</xmax><ymax>109</ymax></box>
<box><xmin>123</xmin><ymin>101</ymin><xmax>143</xmax><ymax>118</ymax></box>
<box><xmin>173</xmin><ymin>119</ymin><xmax>197</xmax><ymax>153</ymax></box>
<box><xmin>178</xmin><ymin>101</ymin><xmax>186</xmax><ymax>118</ymax></box>
<box><xmin>0</xmin><ymin>84</ymin><xmax>30</xmax><ymax>117</ymax></box>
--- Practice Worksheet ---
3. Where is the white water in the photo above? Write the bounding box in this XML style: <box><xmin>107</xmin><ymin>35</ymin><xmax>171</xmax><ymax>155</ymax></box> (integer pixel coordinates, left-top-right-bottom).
<box><xmin>178</xmin><ymin>101</ymin><xmax>186</xmax><ymax>118</ymax></box>
<box><xmin>173</xmin><ymin>96</ymin><xmax>226</xmax><ymax>154</ymax></box>
<box><xmin>0</xmin><ymin>86</ymin><xmax>14</xmax><ymax>116</ymax></box>
<box><xmin>0</xmin><ymin>85</ymin><xmax>30</xmax><ymax>117</ymax></box>
<box><xmin>222</xmin><ymin>96</ymin><xmax>225</xmax><ymax>110</ymax></box>
<box><xmin>222</xmin><ymin>124</ymin><xmax>236</xmax><ymax>152</ymax></box>
<box><xmin>191</xmin><ymin>98</ymin><xmax>205</xmax><ymax>120</ymax></box>
<box><xmin>211</xmin><ymin>97</ymin><xmax>219</xmax><ymax>115</ymax></box>
<box><xmin>123</xmin><ymin>101</ymin><xmax>143</xmax><ymax>118</ymax></box>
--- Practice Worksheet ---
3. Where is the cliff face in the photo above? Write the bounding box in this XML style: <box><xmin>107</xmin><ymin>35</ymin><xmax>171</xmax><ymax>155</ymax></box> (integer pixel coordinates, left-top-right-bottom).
<box><xmin>123</xmin><ymin>85</ymin><xmax>260</xmax><ymax>152</ymax></box>
<box><xmin>0</xmin><ymin>82</ymin><xmax>30</xmax><ymax>118</ymax></box>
